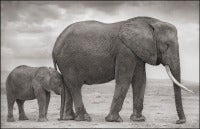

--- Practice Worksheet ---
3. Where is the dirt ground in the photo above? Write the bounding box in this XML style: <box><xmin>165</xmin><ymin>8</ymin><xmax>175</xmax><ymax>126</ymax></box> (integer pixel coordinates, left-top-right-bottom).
<box><xmin>1</xmin><ymin>79</ymin><xmax>199</xmax><ymax>128</ymax></box>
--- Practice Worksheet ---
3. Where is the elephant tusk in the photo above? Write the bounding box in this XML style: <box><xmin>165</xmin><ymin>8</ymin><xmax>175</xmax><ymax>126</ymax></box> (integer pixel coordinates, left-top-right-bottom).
<box><xmin>165</xmin><ymin>65</ymin><xmax>194</xmax><ymax>93</ymax></box>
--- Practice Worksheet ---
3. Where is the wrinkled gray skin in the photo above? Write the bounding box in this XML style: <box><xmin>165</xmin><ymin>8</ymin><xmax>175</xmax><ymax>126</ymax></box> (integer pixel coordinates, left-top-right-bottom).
<box><xmin>6</xmin><ymin>65</ymin><xmax>63</xmax><ymax>122</ymax></box>
<box><xmin>53</xmin><ymin>17</ymin><xmax>186</xmax><ymax>124</ymax></box>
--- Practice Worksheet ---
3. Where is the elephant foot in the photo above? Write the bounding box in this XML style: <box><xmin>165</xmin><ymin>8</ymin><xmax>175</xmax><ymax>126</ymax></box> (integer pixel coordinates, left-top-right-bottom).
<box><xmin>64</xmin><ymin>114</ymin><xmax>75</xmax><ymax>120</ymax></box>
<box><xmin>19</xmin><ymin>115</ymin><xmax>29</xmax><ymax>120</ymax></box>
<box><xmin>7</xmin><ymin>117</ymin><xmax>15</xmax><ymax>122</ymax></box>
<box><xmin>38</xmin><ymin>117</ymin><xmax>48</xmax><ymax>122</ymax></box>
<box><xmin>59</xmin><ymin>109</ymin><xmax>75</xmax><ymax>121</ymax></box>
<box><xmin>64</xmin><ymin>111</ymin><xmax>75</xmax><ymax>120</ymax></box>
<box><xmin>19</xmin><ymin>116</ymin><xmax>28</xmax><ymax>120</ymax></box>
<box><xmin>105</xmin><ymin>113</ymin><xmax>123</xmax><ymax>122</ymax></box>
<box><xmin>176</xmin><ymin>118</ymin><xmax>186</xmax><ymax>124</ymax></box>
<box><xmin>130</xmin><ymin>114</ymin><xmax>145</xmax><ymax>122</ymax></box>
<box><xmin>58</xmin><ymin>114</ymin><xmax>75</xmax><ymax>121</ymax></box>
<box><xmin>75</xmin><ymin>113</ymin><xmax>91</xmax><ymax>121</ymax></box>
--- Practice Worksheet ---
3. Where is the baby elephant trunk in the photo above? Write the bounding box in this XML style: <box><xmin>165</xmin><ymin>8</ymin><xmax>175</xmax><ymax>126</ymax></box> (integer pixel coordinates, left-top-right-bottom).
<box><xmin>54</xmin><ymin>87</ymin><xmax>62</xmax><ymax>95</ymax></box>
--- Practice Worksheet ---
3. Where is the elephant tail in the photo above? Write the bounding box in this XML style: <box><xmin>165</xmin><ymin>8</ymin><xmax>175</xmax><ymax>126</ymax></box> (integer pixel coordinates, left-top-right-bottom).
<box><xmin>52</xmin><ymin>52</ymin><xmax>57</xmax><ymax>71</ymax></box>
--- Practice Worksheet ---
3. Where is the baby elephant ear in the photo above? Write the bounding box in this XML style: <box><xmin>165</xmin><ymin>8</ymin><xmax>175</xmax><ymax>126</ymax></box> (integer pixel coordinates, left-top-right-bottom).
<box><xmin>119</xmin><ymin>20</ymin><xmax>157</xmax><ymax>65</ymax></box>
<box><xmin>35</xmin><ymin>68</ymin><xmax>52</xmax><ymax>92</ymax></box>
<box><xmin>38</xmin><ymin>75</ymin><xmax>51</xmax><ymax>92</ymax></box>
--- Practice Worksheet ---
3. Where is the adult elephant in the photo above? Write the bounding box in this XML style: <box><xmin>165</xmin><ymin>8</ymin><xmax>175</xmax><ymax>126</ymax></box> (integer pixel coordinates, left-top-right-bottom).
<box><xmin>52</xmin><ymin>17</ymin><xmax>193</xmax><ymax>124</ymax></box>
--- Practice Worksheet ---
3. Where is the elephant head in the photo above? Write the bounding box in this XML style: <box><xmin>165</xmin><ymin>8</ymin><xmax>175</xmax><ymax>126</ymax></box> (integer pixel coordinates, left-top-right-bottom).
<box><xmin>36</xmin><ymin>67</ymin><xmax>64</xmax><ymax>95</ymax></box>
<box><xmin>48</xmin><ymin>67</ymin><xmax>64</xmax><ymax>95</ymax></box>
<box><xmin>119</xmin><ymin>17</ymin><xmax>193</xmax><ymax>123</ymax></box>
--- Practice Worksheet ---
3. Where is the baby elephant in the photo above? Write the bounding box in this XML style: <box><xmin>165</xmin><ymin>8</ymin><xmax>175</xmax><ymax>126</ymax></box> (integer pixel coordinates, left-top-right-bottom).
<box><xmin>6</xmin><ymin>65</ymin><xmax>64</xmax><ymax>122</ymax></box>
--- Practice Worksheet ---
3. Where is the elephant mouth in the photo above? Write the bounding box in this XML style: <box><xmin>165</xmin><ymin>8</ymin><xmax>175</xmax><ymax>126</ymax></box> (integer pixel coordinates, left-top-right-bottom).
<box><xmin>165</xmin><ymin>65</ymin><xmax>194</xmax><ymax>93</ymax></box>
<box><xmin>155</xmin><ymin>44</ymin><xmax>162</xmax><ymax>65</ymax></box>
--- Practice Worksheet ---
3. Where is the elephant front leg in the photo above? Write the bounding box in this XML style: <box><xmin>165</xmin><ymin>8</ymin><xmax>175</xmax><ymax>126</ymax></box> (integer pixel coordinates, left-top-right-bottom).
<box><xmin>105</xmin><ymin>82</ymin><xmax>131</xmax><ymax>122</ymax></box>
<box><xmin>105</xmin><ymin>52</ymin><xmax>137</xmax><ymax>122</ymax></box>
<box><xmin>130</xmin><ymin>61</ymin><xmax>146</xmax><ymax>122</ymax></box>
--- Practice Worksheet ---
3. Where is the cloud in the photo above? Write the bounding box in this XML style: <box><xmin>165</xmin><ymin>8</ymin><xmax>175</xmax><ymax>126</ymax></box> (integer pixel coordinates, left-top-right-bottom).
<box><xmin>1</xmin><ymin>1</ymin><xmax>199</xmax><ymax>82</ymax></box>
<box><xmin>6</xmin><ymin>21</ymin><xmax>53</xmax><ymax>34</ymax></box>
<box><xmin>3</xmin><ymin>1</ymin><xmax>197</xmax><ymax>23</ymax></box>
<box><xmin>1</xmin><ymin>47</ymin><xmax>14</xmax><ymax>58</ymax></box>
<box><xmin>1</xmin><ymin>1</ymin><xmax>65</xmax><ymax>27</ymax></box>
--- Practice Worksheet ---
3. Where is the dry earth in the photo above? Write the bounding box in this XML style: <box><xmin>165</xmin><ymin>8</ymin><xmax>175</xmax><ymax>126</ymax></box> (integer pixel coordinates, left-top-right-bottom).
<box><xmin>1</xmin><ymin>71</ymin><xmax>199</xmax><ymax>128</ymax></box>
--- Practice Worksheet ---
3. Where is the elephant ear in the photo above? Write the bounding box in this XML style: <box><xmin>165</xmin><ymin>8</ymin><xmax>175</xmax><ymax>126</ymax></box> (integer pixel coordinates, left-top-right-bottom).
<box><xmin>119</xmin><ymin>20</ymin><xmax>157</xmax><ymax>65</ymax></box>
<box><xmin>35</xmin><ymin>68</ymin><xmax>51</xmax><ymax>92</ymax></box>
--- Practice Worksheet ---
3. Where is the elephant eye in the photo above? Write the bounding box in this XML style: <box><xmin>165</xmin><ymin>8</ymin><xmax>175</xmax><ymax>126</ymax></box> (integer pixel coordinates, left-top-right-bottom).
<box><xmin>160</xmin><ymin>43</ymin><xmax>169</xmax><ymax>53</ymax></box>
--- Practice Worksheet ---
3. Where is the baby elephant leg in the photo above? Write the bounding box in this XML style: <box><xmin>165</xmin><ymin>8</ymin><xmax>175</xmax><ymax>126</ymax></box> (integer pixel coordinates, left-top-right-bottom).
<box><xmin>45</xmin><ymin>92</ymin><xmax>50</xmax><ymax>118</ymax></box>
<box><xmin>35</xmin><ymin>89</ymin><xmax>48</xmax><ymax>122</ymax></box>
<box><xmin>7</xmin><ymin>97</ymin><xmax>15</xmax><ymax>122</ymax></box>
<box><xmin>16</xmin><ymin>99</ymin><xmax>28</xmax><ymax>120</ymax></box>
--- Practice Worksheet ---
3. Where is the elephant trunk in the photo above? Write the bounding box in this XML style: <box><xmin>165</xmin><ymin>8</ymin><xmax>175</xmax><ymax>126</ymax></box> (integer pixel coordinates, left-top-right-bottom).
<box><xmin>165</xmin><ymin>66</ymin><xmax>193</xmax><ymax>93</ymax></box>
<box><xmin>165</xmin><ymin>57</ymin><xmax>187</xmax><ymax>123</ymax></box>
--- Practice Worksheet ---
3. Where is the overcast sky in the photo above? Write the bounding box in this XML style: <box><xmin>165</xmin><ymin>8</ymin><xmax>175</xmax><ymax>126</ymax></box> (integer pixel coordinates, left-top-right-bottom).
<box><xmin>1</xmin><ymin>1</ymin><xmax>199</xmax><ymax>82</ymax></box>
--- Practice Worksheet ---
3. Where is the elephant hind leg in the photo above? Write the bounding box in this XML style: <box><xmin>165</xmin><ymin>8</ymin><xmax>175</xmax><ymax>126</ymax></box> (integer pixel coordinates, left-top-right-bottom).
<box><xmin>63</xmin><ymin>75</ymin><xmax>90</xmax><ymax>121</ymax></box>
<box><xmin>70</xmin><ymin>84</ymin><xmax>90</xmax><ymax>121</ymax></box>
<box><xmin>16</xmin><ymin>99</ymin><xmax>28</xmax><ymax>120</ymax></box>
<box><xmin>130</xmin><ymin>61</ymin><xmax>146</xmax><ymax>122</ymax></box>
<box><xmin>59</xmin><ymin>83</ymin><xmax>75</xmax><ymax>121</ymax></box>
<box><xmin>62</xmin><ymin>85</ymin><xmax>75</xmax><ymax>120</ymax></box>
